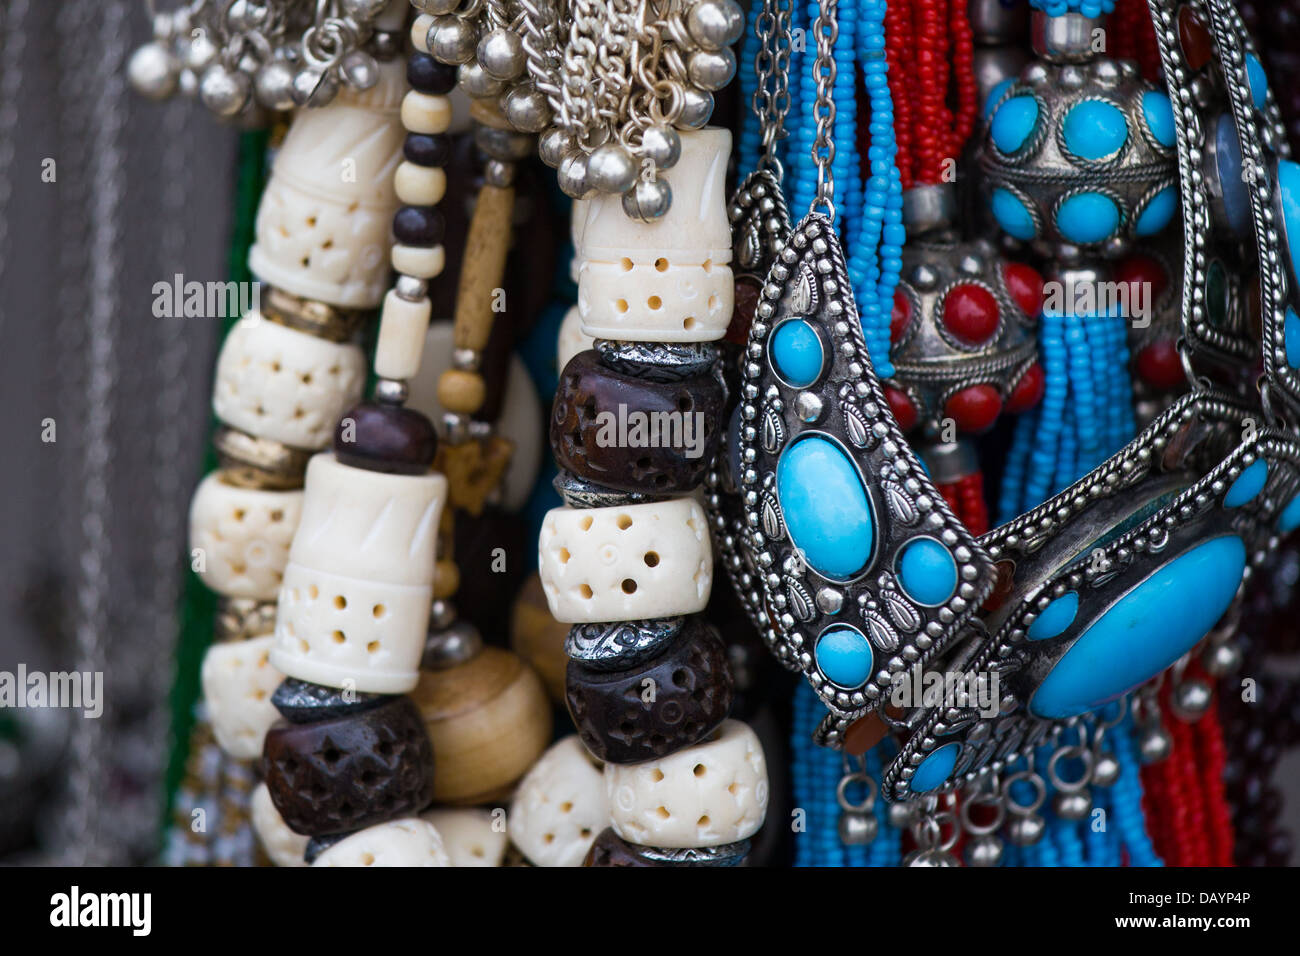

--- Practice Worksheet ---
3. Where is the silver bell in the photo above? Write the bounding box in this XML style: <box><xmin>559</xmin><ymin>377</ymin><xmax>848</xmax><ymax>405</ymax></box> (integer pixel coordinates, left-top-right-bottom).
<box><xmin>502</xmin><ymin>86</ymin><xmax>552</xmax><ymax>134</ymax></box>
<box><xmin>588</xmin><ymin>143</ymin><xmax>639</xmax><ymax>194</ymax></box>
<box><xmin>677</xmin><ymin>87</ymin><xmax>714</xmax><ymax>129</ymax></box>
<box><xmin>184</xmin><ymin>31</ymin><xmax>219</xmax><ymax>73</ymax></box>
<box><xmin>965</xmin><ymin>834</ymin><xmax>1004</xmax><ymax>867</ymax></box>
<box><xmin>127</xmin><ymin>42</ymin><xmax>180</xmax><ymax>101</ymax></box>
<box><xmin>1171</xmin><ymin>678</ymin><xmax>1213</xmax><ymax>722</ymax></box>
<box><xmin>459</xmin><ymin>61</ymin><xmax>505</xmax><ymax>99</ymax></box>
<box><xmin>558</xmin><ymin>150</ymin><xmax>596</xmax><ymax>200</ymax></box>
<box><xmin>837</xmin><ymin>811</ymin><xmax>879</xmax><ymax>846</ymax></box>
<box><xmin>686</xmin><ymin>0</ymin><xmax>745</xmax><ymax>52</ymax></box>
<box><xmin>341</xmin><ymin>0</ymin><xmax>391</xmax><ymax>18</ymax></box>
<box><xmin>200</xmin><ymin>64</ymin><xmax>251</xmax><ymax>117</ymax></box>
<box><xmin>622</xmin><ymin>178</ymin><xmax>673</xmax><ymax>222</ymax></box>
<box><xmin>254</xmin><ymin>60</ymin><xmax>298</xmax><ymax>111</ymax></box>
<box><xmin>1006</xmin><ymin>813</ymin><xmax>1046</xmax><ymax>846</ymax></box>
<box><xmin>687</xmin><ymin>48</ymin><xmax>736</xmax><ymax>92</ymax></box>
<box><xmin>291</xmin><ymin>67</ymin><xmax>339</xmax><ymax>108</ymax></box>
<box><xmin>888</xmin><ymin>800</ymin><xmax>914</xmax><ymax>830</ymax></box>
<box><xmin>413</xmin><ymin>0</ymin><xmax>462</xmax><ymax>14</ymax></box>
<box><xmin>429</xmin><ymin>16</ymin><xmax>478</xmax><ymax>65</ymax></box>
<box><xmin>478</xmin><ymin>28</ymin><xmax>526</xmax><ymax>81</ymax></box>
<box><xmin>1053</xmin><ymin>789</ymin><xmax>1093</xmax><ymax>822</ymax></box>
<box><xmin>340</xmin><ymin>50</ymin><xmax>380</xmax><ymax>92</ymax></box>
<box><xmin>1139</xmin><ymin>725</ymin><xmax>1173</xmax><ymax>764</ymax></box>
<box><xmin>1092</xmin><ymin>752</ymin><xmax>1122</xmax><ymax>788</ymax></box>
<box><xmin>904</xmin><ymin>848</ymin><xmax>959</xmax><ymax>867</ymax></box>
<box><xmin>641</xmin><ymin>124</ymin><xmax>682</xmax><ymax>171</ymax></box>
<box><xmin>1203</xmin><ymin>641</ymin><xmax>1242</xmax><ymax>677</ymax></box>
<box><xmin>538</xmin><ymin>127</ymin><xmax>575</xmax><ymax>168</ymax></box>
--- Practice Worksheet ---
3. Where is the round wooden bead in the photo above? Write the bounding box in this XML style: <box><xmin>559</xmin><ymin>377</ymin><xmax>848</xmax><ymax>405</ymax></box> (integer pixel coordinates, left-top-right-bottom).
<box><xmin>271</xmin><ymin>454</ymin><xmax>447</xmax><ymax>694</ymax></box>
<box><xmin>406</xmin><ymin>53</ymin><xmax>457</xmax><ymax>95</ymax></box>
<box><xmin>189</xmin><ymin>475</ymin><xmax>303</xmax><ymax>600</ymax></box>
<box><xmin>393</xmin><ymin>205</ymin><xmax>446</xmax><ymax>246</ymax></box>
<box><xmin>311</xmin><ymin>818</ymin><xmax>450</xmax><ymax>867</ymax></box>
<box><xmin>251</xmin><ymin>782</ymin><xmax>309</xmax><ymax>867</ymax></box>
<box><xmin>432</xmin><ymin>558</ymin><xmax>460</xmax><ymax>599</ymax></box>
<box><xmin>409</xmin><ymin>646</ymin><xmax>552</xmax><ymax>804</ymax></box>
<box><xmin>538</xmin><ymin>497</ymin><xmax>713</xmax><ymax>623</ymax></box>
<box><xmin>334</xmin><ymin>402</ymin><xmax>438</xmax><ymax>474</ymax></box>
<box><xmin>550</xmin><ymin>349</ymin><xmax>723</xmax><ymax>494</ymax></box>
<box><xmin>201</xmin><ymin>634</ymin><xmax>284</xmax><ymax>760</ymax></box>
<box><xmin>394</xmin><ymin>161</ymin><xmax>447</xmax><ymax>206</ymax></box>
<box><xmin>420</xmin><ymin>808</ymin><xmax>507</xmax><ymax>866</ymax></box>
<box><xmin>605</xmin><ymin>718</ymin><xmax>768</xmax><ymax>848</ymax></box>
<box><xmin>508</xmin><ymin>735</ymin><xmax>610</xmax><ymax>867</ymax></box>
<box><xmin>262</xmin><ymin>695</ymin><xmax>435</xmax><ymax>837</ymax></box>
<box><xmin>436</xmin><ymin>368</ymin><xmax>486</xmax><ymax>415</ymax></box>
<box><xmin>213</xmin><ymin>314</ymin><xmax>367</xmax><ymax>450</ymax></box>
<box><xmin>401</xmin><ymin>91</ymin><xmax>452</xmax><ymax>135</ymax></box>
<box><xmin>565</xmin><ymin>617</ymin><xmax>732</xmax><ymax>764</ymax></box>
<box><xmin>404</xmin><ymin>133</ymin><xmax>451</xmax><ymax>167</ymax></box>
<box><xmin>509</xmin><ymin>572</ymin><xmax>569</xmax><ymax>702</ymax></box>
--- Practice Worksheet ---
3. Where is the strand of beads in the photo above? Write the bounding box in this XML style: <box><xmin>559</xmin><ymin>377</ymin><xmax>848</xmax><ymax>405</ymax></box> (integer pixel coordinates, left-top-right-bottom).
<box><xmin>255</xmin><ymin>10</ymin><xmax>459</xmax><ymax>867</ymax></box>
<box><xmin>534</xmin><ymin>129</ymin><xmax>770</xmax><ymax>867</ymax></box>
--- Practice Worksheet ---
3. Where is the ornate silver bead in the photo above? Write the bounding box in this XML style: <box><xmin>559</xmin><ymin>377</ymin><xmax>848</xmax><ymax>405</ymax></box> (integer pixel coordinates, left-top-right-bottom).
<box><xmin>253</xmin><ymin>59</ymin><xmax>297</xmax><ymax>111</ymax></box>
<box><xmin>502</xmin><ymin>85</ymin><xmax>552</xmax><ymax>133</ymax></box>
<box><xmin>458</xmin><ymin>60</ymin><xmax>506</xmax><ymax>99</ymax></box>
<box><xmin>686</xmin><ymin>0</ymin><xmax>745</xmax><ymax>52</ymax></box>
<box><xmin>478</xmin><ymin>28</ymin><xmax>526</xmax><ymax>81</ymax></box>
<box><xmin>678</xmin><ymin>87</ymin><xmax>715</xmax><ymax>129</ymax></box>
<box><xmin>687</xmin><ymin>48</ymin><xmax>737</xmax><ymax>92</ymax></box>
<box><xmin>622</xmin><ymin>177</ymin><xmax>673</xmax><ymax>222</ymax></box>
<box><xmin>641</xmin><ymin>124</ymin><xmax>682</xmax><ymax>171</ymax></box>
<box><xmin>200</xmin><ymin>64</ymin><xmax>251</xmax><ymax>117</ymax></box>
<box><xmin>127</xmin><ymin>42</ymin><xmax>179</xmax><ymax>101</ymax></box>
<box><xmin>429</xmin><ymin>15</ymin><xmax>478</xmax><ymax>65</ymax></box>
<box><xmin>587</xmin><ymin>143</ymin><xmax>639</xmax><ymax>194</ymax></box>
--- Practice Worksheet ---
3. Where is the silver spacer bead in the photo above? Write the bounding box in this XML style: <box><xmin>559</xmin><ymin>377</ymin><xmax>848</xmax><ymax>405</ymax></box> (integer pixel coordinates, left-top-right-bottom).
<box><xmin>374</xmin><ymin>378</ymin><xmax>410</xmax><ymax>405</ymax></box>
<box><xmin>394</xmin><ymin>275</ymin><xmax>429</xmax><ymax>302</ymax></box>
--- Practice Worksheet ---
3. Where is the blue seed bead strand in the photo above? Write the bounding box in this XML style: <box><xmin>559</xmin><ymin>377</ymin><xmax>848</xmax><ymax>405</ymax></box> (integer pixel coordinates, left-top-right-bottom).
<box><xmin>1024</xmin><ymin>310</ymin><xmax>1068</xmax><ymax>509</ymax></box>
<box><xmin>1066</xmin><ymin>313</ymin><xmax>1099</xmax><ymax>474</ymax></box>
<box><xmin>1111</xmin><ymin>712</ymin><xmax>1164</xmax><ymax>866</ymax></box>
<box><xmin>1028</xmin><ymin>0</ymin><xmax>1116</xmax><ymax>15</ymax></box>
<box><xmin>998</xmin><ymin>411</ymin><xmax>1035</xmax><ymax>524</ymax></box>
<box><xmin>791</xmin><ymin>679</ymin><xmax>815</xmax><ymax>866</ymax></box>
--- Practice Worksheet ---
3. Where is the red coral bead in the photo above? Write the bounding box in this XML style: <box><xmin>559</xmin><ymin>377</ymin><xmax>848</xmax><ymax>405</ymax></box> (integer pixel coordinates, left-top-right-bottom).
<box><xmin>1136</xmin><ymin>340</ymin><xmax>1186</xmax><ymax>391</ymax></box>
<box><xmin>1114</xmin><ymin>254</ymin><xmax>1168</xmax><ymax>321</ymax></box>
<box><xmin>1002</xmin><ymin>262</ymin><xmax>1044</xmax><ymax>319</ymax></box>
<box><xmin>944</xmin><ymin>384</ymin><xmax>1003</xmax><ymax>433</ymax></box>
<box><xmin>942</xmin><ymin>284</ymin><xmax>1000</xmax><ymax>345</ymax></box>
<box><xmin>885</xmin><ymin>386</ymin><xmax>918</xmax><ymax>432</ymax></box>
<box><xmin>890</xmin><ymin>289</ymin><xmax>912</xmax><ymax>343</ymax></box>
<box><xmin>1005</xmin><ymin>363</ymin><xmax>1046</xmax><ymax>413</ymax></box>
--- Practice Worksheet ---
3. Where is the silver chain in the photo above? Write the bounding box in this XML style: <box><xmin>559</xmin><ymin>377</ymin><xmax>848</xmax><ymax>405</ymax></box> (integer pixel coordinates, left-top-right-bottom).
<box><xmin>809</xmin><ymin>0</ymin><xmax>837</xmax><ymax>219</ymax></box>
<box><xmin>750</xmin><ymin>0</ymin><xmax>791</xmax><ymax>175</ymax></box>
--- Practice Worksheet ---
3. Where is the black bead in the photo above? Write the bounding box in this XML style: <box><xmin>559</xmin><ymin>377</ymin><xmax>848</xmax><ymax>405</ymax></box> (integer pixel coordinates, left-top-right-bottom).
<box><xmin>334</xmin><ymin>402</ymin><xmax>438</xmax><ymax>474</ymax></box>
<box><xmin>407</xmin><ymin>53</ymin><xmax>457</xmax><ymax>94</ymax></box>
<box><xmin>393</xmin><ymin>205</ymin><xmax>445</xmax><ymax>246</ymax></box>
<box><xmin>404</xmin><ymin>133</ymin><xmax>451</xmax><ymax>168</ymax></box>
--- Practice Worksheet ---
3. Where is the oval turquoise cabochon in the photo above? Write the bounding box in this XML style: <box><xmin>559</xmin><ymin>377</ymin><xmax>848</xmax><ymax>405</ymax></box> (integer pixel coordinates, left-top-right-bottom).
<box><xmin>1029</xmin><ymin>535</ymin><xmax>1247</xmax><ymax>719</ymax></box>
<box><xmin>775</xmin><ymin>435</ymin><xmax>875</xmax><ymax>581</ymax></box>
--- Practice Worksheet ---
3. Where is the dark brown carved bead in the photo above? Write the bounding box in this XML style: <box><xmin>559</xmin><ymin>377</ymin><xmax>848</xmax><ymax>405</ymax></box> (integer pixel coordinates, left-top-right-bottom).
<box><xmin>262</xmin><ymin>695</ymin><xmax>435</xmax><ymax>837</ymax></box>
<box><xmin>334</xmin><ymin>402</ymin><xmax>437</xmax><ymax>474</ymax></box>
<box><xmin>565</xmin><ymin>616</ymin><xmax>732</xmax><ymax>764</ymax></box>
<box><xmin>550</xmin><ymin>349</ymin><xmax>724</xmax><ymax>494</ymax></box>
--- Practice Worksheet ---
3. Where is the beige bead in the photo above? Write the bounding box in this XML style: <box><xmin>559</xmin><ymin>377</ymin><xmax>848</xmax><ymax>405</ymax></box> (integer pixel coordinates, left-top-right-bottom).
<box><xmin>437</xmin><ymin>368</ymin><xmax>486</xmax><ymax>415</ymax></box>
<box><xmin>432</xmin><ymin>558</ymin><xmax>460</xmax><ymax>599</ymax></box>
<box><xmin>606</xmin><ymin>719</ymin><xmax>769</xmax><ymax>848</ymax></box>
<box><xmin>509</xmin><ymin>736</ymin><xmax>609</xmax><ymax>867</ymax></box>
<box><xmin>391</xmin><ymin>243</ymin><xmax>446</xmax><ymax>279</ymax></box>
<box><xmin>411</xmin><ymin>13</ymin><xmax>435</xmax><ymax>53</ymax></box>
<box><xmin>538</xmin><ymin>498</ymin><xmax>713</xmax><ymax>623</ymax></box>
<box><xmin>421</xmin><ymin>808</ymin><xmax>507</xmax><ymax>867</ymax></box>
<box><xmin>509</xmin><ymin>572</ymin><xmax>569</xmax><ymax>703</ymax></box>
<box><xmin>394</xmin><ymin>161</ymin><xmax>447</xmax><ymax>206</ymax></box>
<box><xmin>557</xmin><ymin>303</ymin><xmax>594</xmax><ymax>372</ymax></box>
<box><xmin>200</xmin><ymin>634</ymin><xmax>283</xmax><ymax>760</ymax></box>
<box><xmin>311</xmin><ymin>818</ymin><xmax>451</xmax><ymax>867</ymax></box>
<box><xmin>213</xmin><ymin>313</ymin><xmax>367</xmax><ymax>450</ymax></box>
<box><xmin>578</xmin><ymin>257</ymin><xmax>734</xmax><ymax>343</ymax></box>
<box><xmin>251</xmin><ymin>782</ymin><xmax>308</xmax><ymax>867</ymax></box>
<box><xmin>401</xmin><ymin>91</ymin><xmax>452</xmax><ymax>135</ymax></box>
<box><xmin>374</xmin><ymin>290</ymin><xmax>432</xmax><ymax>381</ymax></box>
<box><xmin>411</xmin><ymin>647</ymin><xmax>552</xmax><ymax>805</ymax></box>
<box><xmin>270</xmin><ymin>454</ymin><xmax>447</xmax><ymax>693</ymax></box>
<box><xmin>189</xmin><ymin>475</ymin><xmax>303</xmax><ymax>600</ymax></box>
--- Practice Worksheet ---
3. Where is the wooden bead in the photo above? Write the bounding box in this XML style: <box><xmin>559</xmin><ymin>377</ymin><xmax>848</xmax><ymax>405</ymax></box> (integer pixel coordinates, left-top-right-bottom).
<box><xmin>404</xmin><ymin>133</ymin><xmax>452</xmax><ymax>167</ymax></box>
<box><xmin>394</xmin><ymin>161</ymin><xmax>447</xmax><ymax>206</ymax></box>
<box><xmin>421</xmin><ymin>808</ymin><xmax>507</xmax><ymax>866</ymax></box>
<box><xmin>251</xmin><ymin>781</ymin><xmax>308</xmax><ymax>867</ymax></box>
<box><xmin>393</xmin><ymin>205</ymin><xmax>445</xmax><ymax>246</ymax></box>
<box><xmin>334</xmin><ymin>401</ymin><xmax>438</xmax><ymax>474</ymax></box>
<box><xmin>401</xmin><ymin>91</ymin><xmax>452</xmax><ymax>135</ymax></box>
<box><xmin>311</xmin><ymin>818</ymin><xmax>450</xmax><ymax>867</ymax></box>
<box><xmin>374</xmin><ymin>290</ymin><xmax>433</xmax><ymax>381</ymax></box>
<box><xmin>432</xmin><ymin>558</ymin><xmax>460</xmax><ymax>599</ymax></box>
<box><xmin>509</xmin><ymin>572</ymin><xmax>569</xmax><ymax>703</ymax></box>
<box><xmin>454</xmin><ymin>183</ymin><xmax>515</xmax><ymax>352</ymax></box>
<box><xmin>436</xmin><ymin>368</ymin><xmax>487</xmax><ymax>415</ymax></box>
<box><xmin>406</xmin><ymin>53</ymin><xmax>457</xmax><ymax>94</ymax></box>
<box><xmin>391</xmin><ymin>243</ymin><xmax>445</xmax><ymax>279</ymax></box>
<box><xmin>508</xmin><ymin>735</ymin><xmax>609</xmax><ymax>867</ymax></box>
<box><xmin>201</xmin><ymin>634</ymin><xmax>284</xmax><ymax>760</ymax></box>
<box><xmin>410</xmin><ymin>646</ymin><xmax>552</xmax><ymax>805</ymax></box>
<box><xmin>565</xmin><ymin>617</ymin><xmax>733</xmax><ymax>764</ymax></box>
<box><xmin>262</xmin><ymin>695</ymin><xmax>435</xmax><ymax>837</ymax></box>
<box><xmin>550</xmin><ymin>349</ymin><xmax>724</xmax><ymax>494</ymax></box>
<box><xmin>188</xmin><ymin>475</ymin><xmax>303</xmax><ymax>600</ymax></box>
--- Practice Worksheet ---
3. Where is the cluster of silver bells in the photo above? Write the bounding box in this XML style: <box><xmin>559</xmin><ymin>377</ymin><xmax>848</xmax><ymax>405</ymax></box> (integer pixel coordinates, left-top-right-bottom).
<box><xmin>127</xmin><ymin>0</ymin><xmax>402</xmax><ymax>118</ymax></box>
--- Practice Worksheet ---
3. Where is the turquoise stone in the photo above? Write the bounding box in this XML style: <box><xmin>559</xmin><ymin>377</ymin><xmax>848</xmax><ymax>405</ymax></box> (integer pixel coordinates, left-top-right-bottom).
<box><xmin>1225</xmin><ymin>459</ymin><xmax>1268</xmax><ymax>508</ymax></box>
<box><xmin>1056</xmin><ymin>192</ymin><xmax>1120</xmax><ymax>244</ymax></box>
<box><xmin>815</xmin><ymin>626</ymin><xmax>874</xmax><ymax>689</ymax></box>
<box><xmin>1135</xmin><ymin>185</ymin><xmax>1178</xmax><ymax>237</ymax></box>
<box><xmin>769</xmin><ymin>318</ymin><xmax>824</xmax><ymax>387</ymax></box>
<box><xmin>1027</xmin><ymin>591</ymin><xmax>1079</xmax><ymax>641</ymax></box>
<box><xmin>1286</xmin><ymin>307</ymin><xmax>1300</xmax><ymax>368</ymax></box>
<box><xmin>1029</xmin><ymin>535</ymin><xmax>1247</xmax><ymax>718</ymax></box>
<box><xmin>776</xmin><ymin>436</ymin><xmax>874</xmax><ymax>581</ymax></box>
<box><xmin>1142</xmin><ymin>91</ymin><xmax>1176</xmax><ymax>147</ymax></box>
<box><xmin>1279</xmin><ymin>493</ymin><xmax>1300</xmax><ymax>533</ymax></box>
<box><xmin>911</xmin><ymin>742</ymin><xmax>961</xmax><ymax>793</ymax></box>
<box><xmin>898</xmin><ymin>537</ymin><xmax>957</xmax><ymax>606</ymax></box>
<box><xmin>1216</xmin><ymin>115</ymin><xmax>1251</xmax><ymax>236</ymax></box>
<box><xmin>1280</xmin><ymin>160</ymin><xmax>1300</xmax><ymax>283</ymax></box>
<box><xmin>992</xmin><ymin>187</ymin><xmax>1036</xmax><ymax>240</ymax></box>
<box><xmin>1063</xmin><ymin>100</ymin><xmax>1128</xmax><ymax>160</ymax></box>
<box><xmin>984</xmin><ymin>78</ymin><xmax>1015</xmax><ymax>118</ymax></box>
<box><xmin>1246</xmin><ymin>53</ymin><xmax>1268</xmax><ymax>109</ymax></box>
<box><xmin>991</xmin><ymin>95</ymin><xmax>1039</xmax><ymax>154</ymax></box>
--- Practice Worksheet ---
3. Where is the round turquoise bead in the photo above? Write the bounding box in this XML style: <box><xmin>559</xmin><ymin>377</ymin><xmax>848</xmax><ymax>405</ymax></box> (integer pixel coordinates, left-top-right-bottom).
<box><xmin>1142</xmin><ymin>91</ymin><xmax>1176</xmax><ymax>148</ymax></box>
<box><xmin>1286</xmin><ymin>307</ymin><xmax>1300</xmax><ymax>368</ymax></box>
<box><xmin>897</xmin><ymin>537</ymin><xmax>957</xmax><ymax>606</ymax></box>
<box><xmin>1027</xmin><ymin>591</ymin><xmax>1079</xmax><ymax>641</ymax></box>
<box><xmin>910</xmin><ymin>742</ymin><xmax>960</xmax><ymax>793</ymax></box>
<box><xmin>1063</xmin><ymin>100</ymin><xmax>1128</xmax><ymax>160</ymax></box>
<box><xmin>1225</xmin><ymin>459</ymin><xmax>1268</xmax><ymax>508</ymax></box>
<box><xmin>1056</xmin><ymin>191</ymin><xmax>1120</xmax><ymax>244</ymax></box>
<box><xmin>770</xmin><ymin>318</ymin><xmax>824</xmax><ymax>387</ymax></box>
<box><xmin>1279</xmin><ymin>160</ymin><xmax>1300</xmax><ymax>283</ymax></box>
<box><xmin>776</xmin><ymin>436</ymin><xmax>875</xmax><ymax>581</ymax></box>
<box><xmin>1029</xmin><ymin>535</ymin><xmax>1247</xmax><ymax>718</ymax></box>
<box><xmin>815</xmin><ymin>625</ymin><xmax>874</xmax><ymax>689</ymax></box>
<box><xmin>1245</xmin><ymin>53</ymin><xmax>1268</xmax><ymax>109</ymax></box>
<box><xmin>991</xmin><ymin>95</ymin><xmax>1040</xmax><ymax>154</ymax></box>
<box><xmin>992</xmin><ymin>187</ymin><xmax>1036</xmax><ymax>240</ymax></box>
<box><xmin>1279</xmin><ymin>492</ymin><xmax>1300</xmax><ymax>533</ymax></box>
<box><xmin>1135</xmin><ymin>185</ymin><xmax>1178</xmax><ymax>237</ymax></box>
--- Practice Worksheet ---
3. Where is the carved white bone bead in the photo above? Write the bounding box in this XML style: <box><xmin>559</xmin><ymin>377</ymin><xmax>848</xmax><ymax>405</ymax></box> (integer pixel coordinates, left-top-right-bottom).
<box><xmin>200</xmin><ymin>634</ymin><xmax>283</xmax><ymax>760</ymax></box>
<box><xmin>213</xmin><ymin>313</ymin><xmax>366</xmax><ymax>449</ymax></box>
<box><xmin>247</xmin><ymin>59</ymin><xmax>406</xmax><ymax>309</ymax></box>
<box><xmin>270</xmin><ymin>453</ymin><xmax>447</xmax><ymax>693</ymax></box>
<box><xmin>189</xmin><ymin>475</ymin><xmax>303</xmax><ymax>600</ymax></box>
<box><xmin>606</xmin><ymin>719</ymin><xmax>769</xmax><ymax>848</ymax></box>
<box><xmin>374</xmin><ymin>289</ymin><xmax>432</xmax><ymax>381</ymax></box>
<box><xmin>509</xmin><ymin>735</ymin><xmax>609</xmax><ymax>867</ymax></box>
<box><xmin>557</xmin><ymin>304</ymin><xmax>594</xmax><ymax>372</ymax></box>
<box><xmin>538</xmin><ymin>498</ymin><xmax>713</xmax><ymax>623</ymax></box>
<box><xmin>311</xmin><ymin>818</ymin><xmax>451</xmax><ymax>867</ymax></box>
<box><xmin>251</xmin><ymin>781</ymin><xmax>309</xmax><ymax>867</ymax></box>
<box><xmin>421</xmin><ymin>808</ymin><xmax>507</xmax><ymax>867</ymax></box>
<box><xmin>578</xmin><ymin>258</ymin><xmax>733</xmax><ymax>342</ymax></box>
